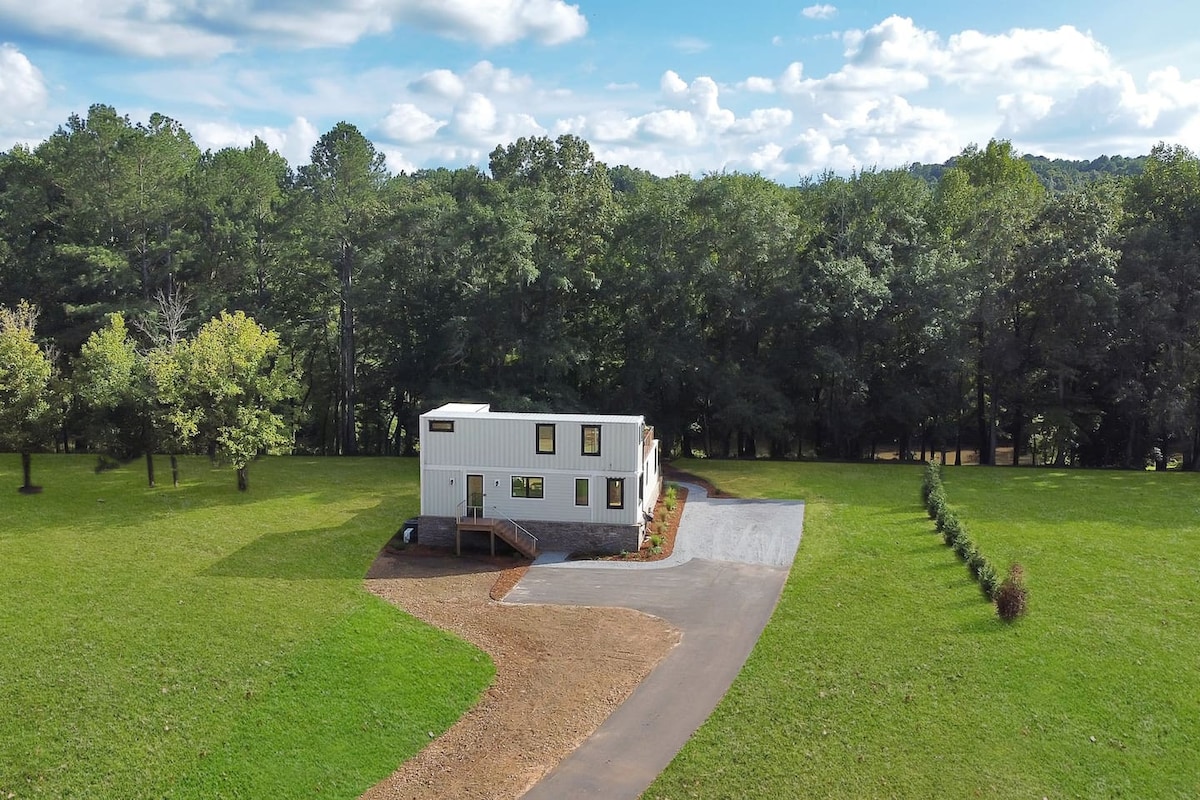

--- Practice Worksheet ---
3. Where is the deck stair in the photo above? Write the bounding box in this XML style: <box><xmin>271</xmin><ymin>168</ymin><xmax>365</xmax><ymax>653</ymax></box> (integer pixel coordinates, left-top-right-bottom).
<box><xmin>455</xmin><ymin>514</ymin><xmax>538</xmax><ymax>558</ymax></box>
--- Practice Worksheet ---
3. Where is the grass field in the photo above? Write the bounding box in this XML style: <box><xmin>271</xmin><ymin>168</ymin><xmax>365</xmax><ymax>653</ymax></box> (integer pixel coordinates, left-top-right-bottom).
<box><xmin>647</xmin><ymin>460</ymin><xmax>1200</xmax><ymax>799</ymax></box>
<box><xmin>0</xmin><ymin>454</ymin><xmax>492</xmax><ymax>799</ymax></box>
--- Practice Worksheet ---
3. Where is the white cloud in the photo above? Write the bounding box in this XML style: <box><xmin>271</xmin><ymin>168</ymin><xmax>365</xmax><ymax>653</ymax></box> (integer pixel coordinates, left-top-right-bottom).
<box><xmin>410</xmin><ymin>61</ymin><xmax>533</xmax><ymax>99</ymax></box>
<box><xmin>0</xmin><ymin>1</ymin><xmax>234</xmax><ymax>58</ymax></box>
<box><xmin>802</xmin><ymin>5</ymin><xmax>837</xmax><ymax>20</ymax></box>
<box><xmin>661</xmin><ymin>70</ymin><xmax>689</xmax><ymax>96</ymax></box>
<box><xmin>739</xmin><ymin>76</ymin><xmax>776</xmax><ymax>93</ymax></box>
<box><xmin>730</xmin><ymin>108</ymin><xmax>794</xmax><ymax>135</ymax></box>
<box><xmin>778</xmin><ymin>62</ymin><xmax>807</xmax><ymax>94</ymax></box>
<box><xmin>451</xmin><ymin>93</ymin><xmax>499</xmax><ymax>139</ymax></box>
<box><xmin>447</xmin><ymin>92</ymin><xmax>545</xmax><ymax>143</ymax></box>
<box><xmin>464</xmin><ymin>60</ymin><xmax>533</xmax><ymax>94</ymax></box>
<box><xmin>639</xmin><ymin>109</ymin><xmax>700</xmax><ymax>144</ymax></box>
<box><xmin>398</xmin><ymin>0</ymin><xmax>588</xmax><ymax>46</ymax></box>
<box><xmin>380</xmin><ymin>103</ymin><xmax>446</xmax><ymax>143</ymax></box>
<box><xmin>378</xmin><ymin>145</ymin><xmax>418</xmax><ymax>174</ymax></box>
<box><xmin>0</xmin><ymin>0</ymin><xmax>588</xmax><ymax>59</ymax></box>
<box><xmin>744</xmin><ymin>142</ymin><xmax>785</xmax><ymax>172</ymax></box>
<box><xmin>191</xmin><ymin>116</ymin><xmax>319</xmax><ymax>168</ymax></box>
<box><xmin>0</xmin><ymin>43</ymin><xmax>47</xmax><ymax>123</ymax></box>
<box><xmin>410</xmin><ymin>69</ymin><xmax>466</xmax><ymax>99</ymax></box>
<box><xmin>660</xmin><ymin>71</ymin><xmax>734</xmax><ymax>130</ymax></box>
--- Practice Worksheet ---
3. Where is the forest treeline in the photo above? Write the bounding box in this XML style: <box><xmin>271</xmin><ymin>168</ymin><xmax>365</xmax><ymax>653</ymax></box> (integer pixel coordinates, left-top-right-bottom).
<box><xmin>2</xmin><ymin>103</ymin><xmax>1199</xmax><ymax>469</ymax></box>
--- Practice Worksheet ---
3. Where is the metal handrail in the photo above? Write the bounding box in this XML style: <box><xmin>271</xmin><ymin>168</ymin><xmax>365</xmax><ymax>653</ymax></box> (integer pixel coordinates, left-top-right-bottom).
<box><xmin>454</xmin><ymin>499</ymin><xmax>539</xmax><ymax>553</ymax></box>
<box><xmin>490</xmin><ymin>506</ymin><xmax>539</xmax><ymax>553</ymax></box>
<box><xmin>456</xmin><ymin>498</ymin><xmax>484</xmax><ymax>520</ymax></box>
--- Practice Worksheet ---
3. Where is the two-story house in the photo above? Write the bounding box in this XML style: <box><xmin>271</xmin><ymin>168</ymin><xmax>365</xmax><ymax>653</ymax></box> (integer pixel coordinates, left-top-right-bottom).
<box><xmin>417</xmin><ymin>403</ymin><xmax>661</xmax><ymax>556</ymax></box>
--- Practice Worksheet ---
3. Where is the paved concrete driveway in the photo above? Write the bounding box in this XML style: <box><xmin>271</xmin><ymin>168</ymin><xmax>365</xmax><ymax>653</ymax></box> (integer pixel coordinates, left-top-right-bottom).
<box><xmin>505</xmin><ymin>482</ymin><xmax>804</xmax><ymax>799</ymax></box>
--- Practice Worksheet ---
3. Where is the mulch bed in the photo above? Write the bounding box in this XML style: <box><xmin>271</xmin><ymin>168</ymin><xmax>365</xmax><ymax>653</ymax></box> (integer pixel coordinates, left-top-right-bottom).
<box><xmin>383</xmin><ymin>539</ymin><xmax>531</xmax><ymax>601</ymax></box>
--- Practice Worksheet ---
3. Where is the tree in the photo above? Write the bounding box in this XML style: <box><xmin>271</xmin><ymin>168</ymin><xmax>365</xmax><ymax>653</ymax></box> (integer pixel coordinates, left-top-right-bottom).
<box><xmin>1115</xmin><ymin>144</ymin><xmax>1200</xmax><ymax>469</ymax></box>
<box><xmin>488</xmin><ymin>135</ymin><xmax>616</xmax><ymax>406</ymax></box>
<box><xmin>297</xmin><ymin>123</ymin><xmax>389</xmax><ymax>455</ymax></box>
<box><xmin>0</xmin><ymin>302</ymin><xmax>56</xmax><ymax>492</ymax></box>
<box><xmin>74</xmin><ymin>312</ymin><xmax>161</xmax><ymax>484</ymax></box>
<box><xmin>187</xmin><ymin>138</ymin><xmax>292</xmax><ymax>320</ymax></box>
<box><xmin>35</xmin><ymin>106</ymin><xmax>200</xmax><ymax>350</ymax></box>
<box><xmin>935</xmin><ymin>140</ymin><xmax>1045</xmax><ymax>464</ymax></box>
<box><xmin>178</xmin><ymin>311</ymin><xmax>294</xmax><ymax>490</ymax></box>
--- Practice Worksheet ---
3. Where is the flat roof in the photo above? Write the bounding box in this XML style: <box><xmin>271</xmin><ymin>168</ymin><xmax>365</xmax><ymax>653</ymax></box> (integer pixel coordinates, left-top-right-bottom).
<box><xmin>422</xmin><ymin>402</ymin><xmax>643</xmax><ymax>425</ymax></box>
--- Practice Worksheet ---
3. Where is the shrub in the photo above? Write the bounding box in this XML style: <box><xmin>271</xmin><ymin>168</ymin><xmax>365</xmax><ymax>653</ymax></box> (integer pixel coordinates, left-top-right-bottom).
<box><xmin>935</xmin><ymin>505</ymin><xmax>956</xmax><ymax>533</ymax></box>
<box><xmin>664</xmin><ymin>484</ymin><xmax>678</xmax><ymax>512</ymax></box>
<box><xmin>648</xmin><ymin>533</ymin><xmax>665</xmax><ymax>555</ymax></box>
<box><xmin>942</xmin><ymin>514</ymin><xmax>964</xmax><ymax>546</ymax></box>
<box><xmin>926</xmin><ymin>485</ymin><xmax>947</xmax><ymax>520</ymax></box>
<box><xmin>977</xmin><ymin>559</ymin><xmax>999</xmax><ymax>599</ymax></box>
<box><xmin>995</xmin><ymin>563</ymin><xmax>1028</xmax><ymax>622</ymax></box>
<box><xmin>966</xmin><ymin>548</ymin><xmax>986</xmax><ymax>578</ymax></box>
<box><xmin>953</xmin><ymin>533</ymin><xmax>974</xmax><ymax>560</ymax></box>
<box><xmin>921</xmin><ymin>461</ymin><xmax>941</xmax><ymax>504</ymax></box>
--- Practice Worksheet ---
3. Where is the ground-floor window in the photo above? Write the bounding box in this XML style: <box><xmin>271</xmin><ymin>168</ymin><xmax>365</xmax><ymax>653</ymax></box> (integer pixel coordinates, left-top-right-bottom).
<box><xmin>575</xmin><ymin>477</ymin><xmax>589</xmax><ymax>506</ymax></box>
<box><xmin>512</xmin><ymin>476</ymin><xmax>544</xmax><ymax>498</ymax></box>
<box><xmin>606</xmin><ymin>477</ymin><xmax>625</xmax><ymax>509</ymax></box>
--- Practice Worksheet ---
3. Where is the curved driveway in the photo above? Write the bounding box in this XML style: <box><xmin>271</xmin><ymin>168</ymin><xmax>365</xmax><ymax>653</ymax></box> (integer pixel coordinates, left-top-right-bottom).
<box><xmin>505</xmin><ymin>482</ymin><xmax>804</xmax><ymax>799</ymax></box>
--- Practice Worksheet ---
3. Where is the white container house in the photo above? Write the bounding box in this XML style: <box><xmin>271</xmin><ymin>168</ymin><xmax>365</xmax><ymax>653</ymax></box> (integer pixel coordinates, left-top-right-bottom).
<box><xmin>418</xmin><ymin>402</ymin><xmax>661</xmax><ymax>555</ymax></box>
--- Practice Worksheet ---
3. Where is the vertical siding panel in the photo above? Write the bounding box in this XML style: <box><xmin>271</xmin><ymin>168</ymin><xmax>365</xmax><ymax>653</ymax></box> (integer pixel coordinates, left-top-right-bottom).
<box><xmin>421</xmin><ymin>405</ymin><xmax>655</xmax><ymax>529</ymax></box>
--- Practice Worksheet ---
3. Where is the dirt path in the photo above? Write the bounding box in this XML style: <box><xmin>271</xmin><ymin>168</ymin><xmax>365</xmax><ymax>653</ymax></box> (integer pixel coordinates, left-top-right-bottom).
<box><xmin>360</xmin><ymin>550</ymin><xmax>680</xmax><ymax>800</ymax></box>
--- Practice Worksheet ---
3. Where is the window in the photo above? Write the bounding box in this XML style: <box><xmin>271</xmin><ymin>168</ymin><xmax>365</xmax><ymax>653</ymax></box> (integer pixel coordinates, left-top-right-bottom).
<box><xmin>606</xmin><ymin>477</ymin><xmax>625</xmax><ymax>509</ymax></box>
<box><xmin>512</xmin><ymin>476</ymin><xmax>544</xmax><ymax>499</ymax></box>
<box><xmin>428</xmin><ymin>419</ymin><xmax>454</xmax><ymax>432</ymax></box>
<box><xmin>581</xmin><ymin>424</ymin><xmax>601</xmax><ymax>456</ymax></box>
<box><xmin>575</xmin><ymin>477</ymin><xmax>589</xmax><ymax>506</ymax></box>
<box><xmin>536</xmin><ymin>423</ymin><xmax>556</xmax><ymax>454</ymax></box>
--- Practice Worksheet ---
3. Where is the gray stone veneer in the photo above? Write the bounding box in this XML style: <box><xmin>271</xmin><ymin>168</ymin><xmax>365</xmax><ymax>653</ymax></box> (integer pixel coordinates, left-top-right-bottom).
<box><xmin>418</xmin><ymin>515</ymin><xmax>642</xmax><ymax>555</ymax></box>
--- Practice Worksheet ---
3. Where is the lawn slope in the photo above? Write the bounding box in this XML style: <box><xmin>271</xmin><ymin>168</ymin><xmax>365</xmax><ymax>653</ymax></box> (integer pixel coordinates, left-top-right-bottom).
<box><xmin>0</xmin><ymin>455</ymin><xmax>492</xmax><ymax>799</ymax></box>
<box><xmin>647</xmin><ymin>460</ymin><xmax>1200</xmax><ymax>799</ymax></box>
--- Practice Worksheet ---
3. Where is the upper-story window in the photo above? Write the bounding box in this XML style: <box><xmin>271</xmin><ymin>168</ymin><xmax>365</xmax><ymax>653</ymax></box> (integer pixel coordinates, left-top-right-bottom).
<box><xmin>581</xmin><ymin>424</ymin><xmax>601</xmax><ymax>456</ymax></box>
<box><xmin>428</xmin><ymin>419</ymin><xmax>454</xmax><ymax>432</ymax></box>
<box><xmin>536</xmin><ymin>423</ymin><xmax>556</xmax><ymax>454</ymax></box>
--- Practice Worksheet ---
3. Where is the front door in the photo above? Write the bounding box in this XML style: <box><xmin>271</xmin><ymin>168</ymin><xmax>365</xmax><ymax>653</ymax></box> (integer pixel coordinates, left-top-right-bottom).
<box><xmin>466</xmin><ymin>474</ymin><xmax>484</xmax><ymax>519</ymax></box>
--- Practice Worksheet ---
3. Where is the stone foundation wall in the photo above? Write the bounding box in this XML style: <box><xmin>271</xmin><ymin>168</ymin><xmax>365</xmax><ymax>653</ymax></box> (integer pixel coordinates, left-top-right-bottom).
<box><xmin>418</xmin><ymin>515</ymin><xmax>641</xmax><ymax>556</ymax></box>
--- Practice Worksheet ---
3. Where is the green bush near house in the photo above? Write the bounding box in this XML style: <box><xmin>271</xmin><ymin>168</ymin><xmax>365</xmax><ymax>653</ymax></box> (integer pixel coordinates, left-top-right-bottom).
<box><xmin>647</xmin><ymin>459</ymin><xmax>1200</xmax><ymax>799</ymax></box>
<box><xmin>0</xmin><ymin>454</ymin><xmax>492</xmax><ymax>799</ymax></box>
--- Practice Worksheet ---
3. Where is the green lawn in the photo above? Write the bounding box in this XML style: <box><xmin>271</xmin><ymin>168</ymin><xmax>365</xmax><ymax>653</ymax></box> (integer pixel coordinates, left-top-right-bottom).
<box><xmin>648</xmin><ymin>460</ymin><xmax>1200</xmax><ymax>799</ymax></box>
<box><xmin>0</xmin><ymin>454</ymin><xmax>492</xmax><ymax>799</ymax></box>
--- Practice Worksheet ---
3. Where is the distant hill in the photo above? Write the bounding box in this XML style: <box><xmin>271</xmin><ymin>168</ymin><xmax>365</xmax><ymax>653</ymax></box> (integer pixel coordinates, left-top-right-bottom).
<box><xmin>908</xmin><ymin>153</ymin><xmax>1147</xmax><ymax>191</ymax></box>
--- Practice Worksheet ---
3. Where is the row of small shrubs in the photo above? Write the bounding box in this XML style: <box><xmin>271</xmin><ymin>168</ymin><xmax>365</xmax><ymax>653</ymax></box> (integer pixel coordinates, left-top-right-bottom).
<box><xmin>922</xmin><ymin>462</ymin><xmax>1028</xmax><ymax>622</ymax></box>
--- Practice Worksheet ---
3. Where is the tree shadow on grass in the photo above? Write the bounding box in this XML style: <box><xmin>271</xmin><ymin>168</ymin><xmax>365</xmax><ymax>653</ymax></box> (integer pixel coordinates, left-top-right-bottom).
<box><xmin>204</xmin><ymin>521</ymin><xmax>388</xmax><ymax>580</ymax></box>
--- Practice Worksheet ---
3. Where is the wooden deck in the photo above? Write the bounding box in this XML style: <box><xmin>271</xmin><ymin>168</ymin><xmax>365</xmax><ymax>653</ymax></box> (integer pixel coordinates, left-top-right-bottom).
<box><xmin>456</xmin><ymin>516</ymin><xmax>538</xmax><ymax>558</ymax></box>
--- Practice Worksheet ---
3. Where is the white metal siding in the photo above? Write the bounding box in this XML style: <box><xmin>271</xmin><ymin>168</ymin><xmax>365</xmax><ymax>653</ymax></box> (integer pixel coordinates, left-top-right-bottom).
<box><xmin>423</xmin><ymin>416</ymin><xmax>640</xmax><ymax>474</ymax></box>
<box><xmin>422</xmin><ymin>468</ymin><xmax>460</xmax><ymax>516</ymax></box>
<box><xmin>420</xmin><ymin>404</ymin><xmax>651</xmax><ymax>526</ymax></box>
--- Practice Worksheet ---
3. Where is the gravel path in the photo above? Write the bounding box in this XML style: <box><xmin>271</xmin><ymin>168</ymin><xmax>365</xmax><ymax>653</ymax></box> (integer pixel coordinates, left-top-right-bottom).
<box><xmin>358</xmin><ymin>480</ymin><xmax>804</xmax><ymax>799</ymax></box>
<box><xmin>360</xmin><ymin>553</ymin><xmax>679</xmax><ymax>800</ymax></box>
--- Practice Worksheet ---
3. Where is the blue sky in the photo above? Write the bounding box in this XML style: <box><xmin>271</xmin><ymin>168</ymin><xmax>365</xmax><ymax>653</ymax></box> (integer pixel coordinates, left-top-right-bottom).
<box><xmin>2</xmin><ymin>1</ymin><xmax>1199</xmax><ymax>181</ymax></box>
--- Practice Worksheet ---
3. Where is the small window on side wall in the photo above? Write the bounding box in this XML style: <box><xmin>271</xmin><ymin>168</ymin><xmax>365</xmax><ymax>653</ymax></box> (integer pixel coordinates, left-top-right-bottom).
<box><xmin>575</xmin><ymin>477</ymin><xmax>589</xmax><ymax>506</ymax></box>
<box><xmin>428</xmin><ymin>419</ymin><xmax>454</xmax><ymax>432</ymax></box>
<box><xmin>606</xmin><ymin>477</ymin><xmax>625</xmax><ymax>509</ymax></box>
<box><xmin>581</xmin><ymin>424</ymin><xmax>601</xmax><ymax>456</ymax></box>
<box><xmin>536</xmin><ymin>423</ymin><xmax>556</xmax><ymax>454</ymax></box>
